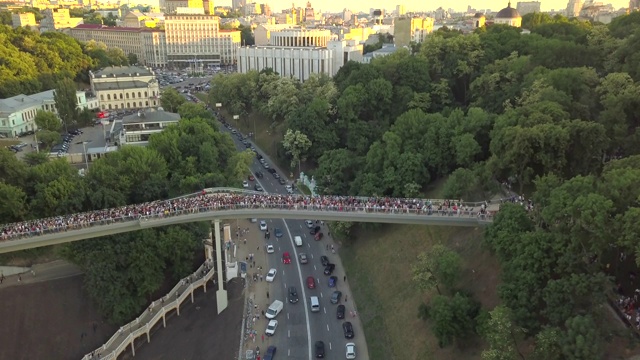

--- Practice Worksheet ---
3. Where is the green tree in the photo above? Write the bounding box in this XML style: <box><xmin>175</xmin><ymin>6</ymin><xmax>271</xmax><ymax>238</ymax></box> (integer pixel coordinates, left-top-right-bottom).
<box><xmin>559</xmin><ymin>315</ymin><xmax>602</xmax><ymax>360</ymax></box>
<box><xmin>0</xmin><ymin>182</ymin><xmax>28</xmax><ymax>222</ymax></box>
<box><xmin>127</xmin><ymin>52</ymin><xmax>138</xmax><ymax>65</ymax></box>
<box><xmin>33</xmin><ymin>110</ymin><xmax>61</xmax><ymax>132</ymax></box>
<box><xmin>178</xmin><ymin>102</ymin><xmax>213</xmax><ymax>120</ymax></box>
<box><xmin>238</xmin><ymin>24</ymin><xmax>255</xmax><ymax>45</ymax></box>
<box><xmin>53</xmin><ymin>78</ymin><xmax>79</xmax><ymax>132</ymax></box>
<box><xmin>160</xmin><ymin>87</ymin><xmax>186</xmax><ymax>112</ymax></box>
<box><xmin>281</xmin><ymin>129</ymin><xmax>312</xmax><ymax>173</ymax></box>
<box><xmin>37</xmin><ymin>130</ymin><xmax>61</xmax><ymax>149</ymax></box>
<box><xmin>481</xmin><ymin>306</ymin><xmax>525</xmax><ymax>360</ymax></box>
<box><xmin>412</xmin><ymin>244</ymin><xmax>461</xmax><ymax>295</ymax></box>
<box><xmin>429</xmin><ymin>292</ymin><xmax>480</xmax><ymax>347</ymax></box>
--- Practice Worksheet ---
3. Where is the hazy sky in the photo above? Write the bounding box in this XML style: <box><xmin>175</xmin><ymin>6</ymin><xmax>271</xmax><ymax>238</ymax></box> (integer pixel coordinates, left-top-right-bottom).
<box><xmin>130</xmin><ymin>0</ymin><xmax>627</xmax><ymax>14</ymax></box>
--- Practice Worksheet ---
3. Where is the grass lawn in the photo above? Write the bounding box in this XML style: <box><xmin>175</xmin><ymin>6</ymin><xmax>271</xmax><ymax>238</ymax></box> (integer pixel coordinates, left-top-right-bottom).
<box><xmin>340</xmin><ymin>224</ymin><xmax>499</xmax><ymax>360</ymax></box>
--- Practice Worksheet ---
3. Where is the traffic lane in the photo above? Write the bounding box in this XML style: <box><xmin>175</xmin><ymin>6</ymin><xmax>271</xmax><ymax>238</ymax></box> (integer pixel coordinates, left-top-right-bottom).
<box><xmin>263</xmin><ymin>218</ymin><xmax>308</xmax><ymax>359</ymax></box>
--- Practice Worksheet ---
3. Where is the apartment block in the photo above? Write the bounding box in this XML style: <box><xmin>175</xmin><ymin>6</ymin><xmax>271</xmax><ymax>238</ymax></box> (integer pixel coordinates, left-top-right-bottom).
<box><xmin>90</xmin><ymin>66</ymin><xmax>161</xmax><ymax>111</ymax></box>
<box><xmin>394</xmin><ymin>16</ymin><xmax>434</xmax><ymax>48</ymax></box>
<box><xmin>40</xmin><ymin>8</ymin><xmax>83</xmax><ymax>32</ymax></box>
<box><xmin>11</xmin><ymin>13</ymin><xmax>36</xmax><ymax>28</ymax></box>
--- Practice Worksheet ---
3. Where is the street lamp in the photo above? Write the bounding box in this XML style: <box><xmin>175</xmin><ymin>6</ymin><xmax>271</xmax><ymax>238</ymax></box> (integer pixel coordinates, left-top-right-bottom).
<box><xmin>233</xmin><ymin>114</ymin><xmax>239</xmax><ymax>128</ymax></box>
<box><xmin>76</xmin><ymin>140</ymin><xmax>92</xmax><ymax>170</ymax></box>
<box><xmin>216</xmin><ymin>103</ymin><xmax>222</xmax><ymax>116</ymax></box>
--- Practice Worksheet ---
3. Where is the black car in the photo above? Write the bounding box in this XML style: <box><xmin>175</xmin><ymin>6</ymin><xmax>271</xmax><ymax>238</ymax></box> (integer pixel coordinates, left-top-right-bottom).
<box><xmin>337</xmin><ymin>305</ymin><xmax>345</xmax><ymax>319</ymax></box>
<box><xmin>256</xmin><ymin>171</ymin><xmax>264</xmax><ymax>179</ymax></box>
<box><xmin>343</xmin><ymin>321</ymin><xmax>354</xmax><ymax>339</ymax></box>
<box><xmin>315</xmin><ymin>341</ymin><xmax>325</xmax><ymax>358</ymax></box>
<box><xmin>256</xmin><ymin>153</ymin><xmax>263</xmax><ymax>160</ymax></box>
<box><xmin>255</xmin><ymin>184</ymin><xmax>263</xmax><ymax>191</ymax></box>
<box><xmin>267</xmin><ymin>168</ymin><xmax>276</xmax><ymax>174</ymax></box>
<box><xmin>288</xmin><ymin>286</ymin><xmax>299</xmax><ymax>303</ymax></box>
<box><xmin>320</xmin><ymin>256</ymin><xmax>330</xmax><ymax>266</ymax></box>
<box><xmin>278</xmin><ymin>178</ymin><xmax>286</xmax><ymax>185</ymax></box>
<box><xmin>310</xmin><ymin>226</ymin><xmax>321</xmax><ymax>235</ymax></box>
<box><xmin>323</xmin><ymin>264</ymin><xmax>335</xmax><ymax>275</ymax></box>
<box><xmin>273</xmin><ymin>173</ymin><xmax>281</xmax><ymax>179</ymax></box>
<box><xmin>264</xmin><ymin>345</ymin><xmax>277</xmax><ymax>360</ymax></box>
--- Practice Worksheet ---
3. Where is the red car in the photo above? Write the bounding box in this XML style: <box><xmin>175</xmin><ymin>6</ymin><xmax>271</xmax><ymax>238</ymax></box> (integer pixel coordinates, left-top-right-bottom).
<box><xmin>307</xmin><ymin>276</ymin><xmax>316</xmax><ymax>289</ymax></box>
<box><xmin>248</xmin><ymin>174</ymin><xmax>255</xmax><ymax>181</ymax></box>
<box><xmin>314</xmin><ymin>232</ymin><xmax>323</xmax><ymax>241</ymax></box>
<box><xmin>283</xmin><ymin>252</ymin><xmax>291</xmax><ymax>264</ymax></box>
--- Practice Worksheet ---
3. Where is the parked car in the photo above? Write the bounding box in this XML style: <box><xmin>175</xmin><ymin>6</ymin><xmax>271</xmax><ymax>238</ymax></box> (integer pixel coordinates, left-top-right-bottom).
<box><xmin>320</xmin><ymin>256</ymin><xmax>330</xmax><ymax>266</ymax></box>
<box><xmin>260</xmin><ymin>221</ymin><xmax>268</xmax><ymax>231</ymax></box>
<box><xmin>315</xmin><ymin>341</ymin><xmax>325</xmax><ymax>358</ymax></box>
<box><xmin>337</xmin><ymin>305</ymin><xmax>346</xmax><ymax>319</ymax></box>
<box><xmin>255</xmin><ymin>184</ymin><xmax>263</xmax><ymax>191</ymax></box>
<box><xmin>264</xmin><ymin>345</ymin><xmax>277</xmax><ymax>360</ymax></box>
<box><xmin>274</xmin><ymin>228</ymin><xmax>283</xmax><ymax>238</ymax></box>
<box><xmin>343</xmin><ymin>321</ymin><xmax>354</xmax><ymax>339</ymax></box>
<box><xmin>265</xmin><ymin>320</ymin><xmax>278</xmax><ymax>336</ymax></box>
<box><xmin>266</xmin><ymin>268</ymin><xmax>277</xmax><ymax>282</ymax></box>
<box><xmin>310</xmin><ymin>226</ymin><xmax>321</xmax><ymax>235</ymax></box>
<box><xmin>242</xmin><ymin>180</ymin><xmax>249</xmax><ymax>188</ymax></box>
<box><xmin>315</xmin><ymin>232</ymin><xmax>324</xmax><ymax>241</ymax></box>
<box><xmin>346</xmin><ymin>343</ymin><xmax>356</xmax><ymax>359</ymax></box>
<box><xmin>266</xmin><ymin>244</ymin><xmax>275</xmax><ymax>254</ymax></box>
<box><xmin>305</xmin><ymin>220</ymin><xmax>314</xmax><ymax>228</ymax></box>
<box><xmin>331</xmin><ymin>291</ymin><xmax>342</xmax><ymax>304</ymax></box>
<box><xmin>329</xmin><ymin>276</ymin><xmax>337</xmax><ymax>288</ymax></box>
<box><xmin>324</xmin><ymin>264</ymin><xmax>335</xmax><ymax>275</ymax></box>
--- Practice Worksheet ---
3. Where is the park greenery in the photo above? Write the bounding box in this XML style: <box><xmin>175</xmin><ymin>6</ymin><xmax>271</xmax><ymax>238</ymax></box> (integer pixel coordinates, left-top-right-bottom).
<box><xmin>208</xmin><ymin>13</ymin><xmax>640</xmax><ymax>358</ymax></box>
<box><xmin>0</xmin><ymin>103</ymin><xmax>252</xmax><ymax>322</ymax></box>
<box><xmin>0</xmin><ymin>24</ymin><xmax>136</xmax><ymax>98</ymax></box>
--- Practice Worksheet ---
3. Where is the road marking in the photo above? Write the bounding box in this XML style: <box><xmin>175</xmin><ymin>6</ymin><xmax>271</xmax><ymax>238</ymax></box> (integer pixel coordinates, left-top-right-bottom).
<box><xmin>324</xmin><ymin>307</ymin><xmax>327</xmax><ymax>314</ymax></box>
<box><xmin>284</xmin><ymin>282</ymin><xmax>287</xmax><ymax>288</ymax></box>
<box><xmin>299</xmin><ymin>224</ymin><xmax>303</xmax><ymax>229</ymax></box>
<box><xmin>288</xmin><ymin>329</ymin><xmax>291</xmax><ymax>338</ymax></box>
<box><xmin>320</xmin><ymin>292</ymin><xmax>323</xmax><ymax>298</ymax></box>
<box><xmin>314</xmin><ymin>265</ymin><xmax>317</xmax><ymax>271</ymax></box>
<box><xmin>283</xmin><ymin>218</ymin><xmax>313</xmax><ymax>360</ymax></box>
<box><xmin>287</xmin><ymin>313</ymin><xmax>290</xmax><ymax>320</ymax></box>
<box><xmin>307</xmin><ymin>243</ymin><xmax>311</xmax><ymax>248</ymax></box>
<box><xmin>310</xmin><ymin>254</ymin><xmax>314</xmax><ymax>259</ymax></box>
<box><xmin>329</xmin><ymin>342</ymin><xmax>332</xmax><ymax>350</ymax></box>
<box><xmin>326</xmin><ymin>324</ymin><xmax>330</xmax><ymax>332</ymax></box>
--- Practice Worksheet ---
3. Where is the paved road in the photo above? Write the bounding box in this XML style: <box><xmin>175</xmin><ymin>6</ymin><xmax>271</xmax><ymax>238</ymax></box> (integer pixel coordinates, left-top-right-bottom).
<box><xmin>222</xmin><ymin>121</ymin><xmax>371</xmax><ymax>359</ymax></box>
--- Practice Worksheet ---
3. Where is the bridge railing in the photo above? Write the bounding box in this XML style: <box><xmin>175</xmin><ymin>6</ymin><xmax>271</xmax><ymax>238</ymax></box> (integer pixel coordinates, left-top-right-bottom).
<box><xmin>1</xmin><ymin>189</ymin><xmax>495</xmax><ymax>242</ymax></box>
<box><xmin>82</xmin><ymin>259</ymin><xmax>215</xmax><ymax>360</ymax></box>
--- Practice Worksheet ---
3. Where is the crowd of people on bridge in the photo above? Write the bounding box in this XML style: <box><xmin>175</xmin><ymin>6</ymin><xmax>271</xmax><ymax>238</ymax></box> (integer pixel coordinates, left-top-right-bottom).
<box><xmin>0</xmin><ymin>191</ymin><xmax>497</xmax><ymax>241</ymax></box>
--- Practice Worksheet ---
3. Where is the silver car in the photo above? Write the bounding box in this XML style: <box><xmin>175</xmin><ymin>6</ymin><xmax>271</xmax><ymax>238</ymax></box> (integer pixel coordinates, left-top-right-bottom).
<box><xmin>299</xmin><ymin>253</ymin><xmax>308</xmax><ymax>264</ymax></box>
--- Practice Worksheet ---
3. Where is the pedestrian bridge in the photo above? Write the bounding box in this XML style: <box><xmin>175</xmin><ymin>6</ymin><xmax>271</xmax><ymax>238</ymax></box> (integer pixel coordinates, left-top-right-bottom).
<box><xmin>0</xmin><ymin>188</ymin><xmax>497</xmax><ymax>254</ymax></box>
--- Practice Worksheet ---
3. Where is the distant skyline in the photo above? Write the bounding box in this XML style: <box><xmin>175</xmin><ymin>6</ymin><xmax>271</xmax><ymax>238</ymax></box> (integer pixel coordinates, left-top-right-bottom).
<box><xmin>123</xmin><ymin>0</ymin><xmax>630</xmax><ymax>13</ymax></box>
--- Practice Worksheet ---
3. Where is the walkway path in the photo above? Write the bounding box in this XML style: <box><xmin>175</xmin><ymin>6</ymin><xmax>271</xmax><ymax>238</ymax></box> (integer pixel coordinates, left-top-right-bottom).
<box><xmin>0</xmin><ymin>260</ymin><xmax>83</xmax><ymax>287</ymax></box>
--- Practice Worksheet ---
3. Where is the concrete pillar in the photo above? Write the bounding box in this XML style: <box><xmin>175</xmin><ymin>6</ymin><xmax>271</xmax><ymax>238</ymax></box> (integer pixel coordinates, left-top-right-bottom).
<box><xmin>146</xmin><ymin>323</ymin><xmax>150</xmax><ymax>342</ymax></box>
<box><xmin>162</xmin><ymin>311</ymin><xmax>166</xmax><ymax>327</ymax></box>
<box><xmin>214</xmin><ymin>219</ymin><xmax>228</xmax><ymax>314</ymax></box>
<box><xmin>190</xmin><ymin>284</ymin><xmax>194</xmax><ymax>303</ymax></box>
<box><xmin>204</xmin><ymin>238</ymin><xmax>213</xmax><ymax>261</ymax></box>
<box><xmin>130</xmin><ymin>341</ymin><xmax>135</xmax><ymax>356</ymax></box>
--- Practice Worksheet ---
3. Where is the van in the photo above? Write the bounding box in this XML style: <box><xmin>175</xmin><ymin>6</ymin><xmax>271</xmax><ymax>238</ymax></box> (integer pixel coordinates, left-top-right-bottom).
<box><xmin>310</xmin><ymin>296</ymin><xmax>320</xmax><ymax>312</ymax></box>
<box><xmin>294</xmin><ymin>236</ymin><xmax>303</xmax><ymax>247</ymax></box>
<box><xmin>265</xmin><ymin>300</ymin><xmax>284</xmax><ymax>319</ymax></box>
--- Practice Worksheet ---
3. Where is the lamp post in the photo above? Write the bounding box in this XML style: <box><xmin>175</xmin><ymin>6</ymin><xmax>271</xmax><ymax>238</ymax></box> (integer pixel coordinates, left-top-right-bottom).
<box><xmin>76</xmin><ymin>140</ymin><xmax>92</xmax><ymax>170</ymax></box>
<box><xmin>216</xmin><ymin>103</ymin><xmax>222</xmax><ymax>116</ymax></box>
<box><xmin>233</xmin><ymin>114</ymin><xmax>239</xmax><ymax>128</ymax></box>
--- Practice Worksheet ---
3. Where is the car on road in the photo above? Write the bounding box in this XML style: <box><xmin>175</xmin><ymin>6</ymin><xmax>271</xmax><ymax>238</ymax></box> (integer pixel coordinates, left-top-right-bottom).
<box><xmin>329</xmin><ymin>276</ymin><xmax>337</xmax><ymax>287</ymax></box>
<box><xmin>288</xmin><ymin>286</ymin><xmax>299</xmax><ymax>303</ymax></box>
<box><xmin>263</xmin><ymin>162</ymin><xmax>270</xmax><ymax>169</ymax></box>
<box><xmin>343</xmin><ymin>321</ymin><xmax>354</xmax><ymax>339</ymax></box>
<box><xmin>266</xmin><ymin>244</ymin><xmax>275</xmax><ymax>254</ymax></box>
<box><xmin>285</xmin><ymin>184</ymin><xmax>293</xmax><ymax>193</ymax></box>
<box><xmin>331</xmin><ymin>290</ymin><xmax>342</xmax><ymax>304</ymax></box>
<box><xmin>310</xmin><ymin>225</ymin><xmax>321</xmax><ymax>235</ymax></box>
<box><xmin>315</xmin><ymin>341</ymin><xmax>325</xmax><ymax>358</ymax></box>
<box><xmin>299</xmin><ymin>253</ymin><xmax>308</xmax><ymax>264</ymax></box>
<box><xmin>346</xmin><ymin>342</ymin><xmax>356</xmax><ymax>359</ymax></box>
<box><xmin>256</xmin><ymin>171</ymin><xmax>264</xmax><ymax>178</ymax></box>
<box><xmin>273</xmin><ymin>173</ymin><xmax>281</xmax><ymax>179</ymax></box>
<box><xmin>265</xmin><ymin>320</ymin><xmax>278</xmax><ymax>336</ymax></box>
<box><xmin>266</xmin><ymin>268</ymin><xmax>277</xmax><ymax>282</ymax></box>
<box><xmin>307</xmin><ymin>276</ymin><xmax>316</xmax><ymax>289</ymax></box>
<box><xmin>320</xmin><ymin>256</ymin><xmax>330</xmax><ymax>266</ymax></box>
<box><xmin>274</xmin><ymin>228</ymin><xmax>283</xmax><ymax>238</ymax></box>
<box><xmin>248</xmin><ymin>174</ymin><xmax>255</xmax><ymax>181</ymax></box>
<box><xmin>314</xmin><ymin>232</ymin><xmax>324</xmax><ymax>241</ymax></box>
<box><xmin>264</xmin><ymin>345</ymin><xmax>277</xmax><ymax>360</ymax></box>
<box><xmin>255</xmin><ymin>184</ymin><xmax>263</xmax><ymax>191</ymax></box>
<box><xmin>260</xmin><ymin>221</ymin><xmax>268</xmax><ymax>231</ymax></box>
<box><xmin>305</xmin><ymin>220</ymin><xmax>314</xmax><ymax>228</ymax></box>
<box><xmin>337</xmin><ymin>305</ymin><xmax>345</xmax><ymax>319</ymax></box>
<box><xmin>267</xmin><ymin>168</ymin><xmax>276</xmax><ymax>174</ymax></box>
<box><xmin>242</xmin><ymin>180</ymin><xmax>249</xmax><ymax>188</ymax></box>
<box><xmin>282</xmin><ymin>252</ymin><xmax>291</xmax><ymax>264</ymax></box>
<box><xmin>324</xmin><ymin>264</ymin><xmax>335</xmax><ymax>275</ymax></box>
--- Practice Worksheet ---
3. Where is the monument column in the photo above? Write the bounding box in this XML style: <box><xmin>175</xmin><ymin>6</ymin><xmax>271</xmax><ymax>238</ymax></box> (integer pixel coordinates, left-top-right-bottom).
<box><xmin>214</xmin><ymin>219</ymin><xmax>228</xmax><ymax>313</ymax></box>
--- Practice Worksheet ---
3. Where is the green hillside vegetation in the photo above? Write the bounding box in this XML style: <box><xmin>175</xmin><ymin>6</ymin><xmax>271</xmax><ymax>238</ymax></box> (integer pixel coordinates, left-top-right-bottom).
<box><xmin>0</xmin><ymin>24</ymin><xmax>136</xmax><ymax>98</ymax></box>
<box><xmin>208</xmin><ymin>13</ymin><xmax>640</xmax><ymax>359</ymax></box>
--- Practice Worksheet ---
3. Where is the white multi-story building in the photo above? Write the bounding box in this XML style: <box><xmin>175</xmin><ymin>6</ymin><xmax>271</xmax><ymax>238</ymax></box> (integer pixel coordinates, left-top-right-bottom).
<box><xmin>164</xmin><ymin>10</ymin><xmax>241</xmax><ymax>67</ymax></box>
<box><xmin>0</xmin><ymin>90</ymin><xmax>93</xmax><ymax>138</ymax></box>
<box><xmin>254</xmin><ymin>25</ymin><xmax>331</xmax><ymax>46</ymax></box>
<box><xmin>11</xmin><ymin>13</ymin><xmax>37</xmax><ymax>28</ymax></box>
<box><xmin>117</xmin><ymin>108</ymin><xmax>181</xmax><ymax>146</ymax></box>
<box><xmin>238</xmin><ymin>38</ymin><xmax>362</xmax><ymax>81</ymax></box>
<box><xmin>90</xmin><ymin>66</ymin><xmax>160</xmax><ymax>111</ymax></box>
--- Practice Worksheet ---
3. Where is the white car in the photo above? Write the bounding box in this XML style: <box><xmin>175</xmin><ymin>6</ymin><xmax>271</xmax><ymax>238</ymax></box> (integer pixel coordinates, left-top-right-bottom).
<box><xmin>260</xmin><ymin>220</ymin><xmax>268</xmax><ymax>231</ymax></box>
<box><xmin>346</xmin><ymin>342</ymin><xmax>356</xmax><ymax>359</ymax></box>
<box><xmin>266</xmin><ymin>244</ymin><xmax>275</xmax><ymax>254</ymax></box>
<box><xmin>242</xmin><ymin>180</ymin><xmax>249</xmax><ymax>188</ymax></box>
<box><xmin>265</xmin><ymin>319</ymin><xmax>278</xmax><ymax>336</ymax></box>
<box><xmin>285</xmin><ymin>184</ymin><xmax>293</xmax><ymax>194</ymax></box>
<box><xmin>305</xmin><ymin>220</ymin><xmax>314</xmax><ymax>229</ymax></box>
<box><xmin>266</xmin><ymin>268</ymin><xmax>277</xmax><ymax>282</ymax></box>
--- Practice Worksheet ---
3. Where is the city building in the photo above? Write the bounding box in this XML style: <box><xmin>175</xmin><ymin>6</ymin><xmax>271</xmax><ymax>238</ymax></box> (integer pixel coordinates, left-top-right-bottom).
<box><xmin>260</xmin><ymin>3</ymin><xmax>272</xmax><ymax>17</ymax></box>
<box><xmin>472</xmin><ymin>13</ymin><xmax>486</xmax><ymax>29</ymax></box>
<box><xmin>165</xmin><ymin>0</ymin><xmax>204</xmax><ymax>14</ymax></box>
<box><xmin>394</xmin><ymin>16</ymin><xmax>434</xmax><ymax>48</ymax></box>
<box><xmin>254</xmin><ymin>25</ymin><xmax>331</xmax><ymax>46</ymax></box>
<box><xmin>362</xmin><ymin>44</ymin><xmax>398</xmax><ymax>64</ymax></box>
<box><xmin>11</xmin><ymin>12</ymin><xmax>36</xmax><ymax>28</ymax></box>
<box><xmin>90</xmin><ymin>66</ymin><xmax>160</xmax><ymax>111</ymax></box>
<box><xmin>117</xmin><ymin>108</ymin><xmax>181</xmax><ymax>146</ymax></box>
<box><xmin>566</xmin><ymin>0</ymin><xmax>583</xmax><ymax>16</ymax></box>
<box><xmin>238</xmin><ymin>38</ymin><xmax>362</xmax><ymax>81</ymax></box>
<box><xmin>122</xmin><ymin>10</ymin><xmax>163</xmax><ymax>28</ymax></box>
<box><xmin>69</xmin><ymin>24</ymin><xmax>167</xmax><ymax>67</ymax></box>
<box><xmin>516</xmin><ymin>1</ymin><xmax>541</xmax><ymax>15</ymax></box>
<box><xmin>164</xmin><ymin>10</ymin><xmax>241</xmax><ymax>67</ymax></box>
<box><xmin>396</xmin><ymin>4</ymin><xmax>406</xmax><ymax>16</ymax></box>
<box><xmin>304</xmin><ymin>1</ymin><xmax>315</xmax><ymax>22</ymax></box>
<box><xmin>0</xmin><ymin>90</ymin><xmax>93</xmax><ymax>138</ymax></box>
<box><xmin>494</xmin><ymin>2</ymin><xmax>522</xmax><ymax>27</ymax></box>
<box><xmin>39</xmin><ymin>8</ymin><xmax>84</xmax><ymax>32</ymax></box>
<box><xmin>232</xmin><ymin>0</ymin><xmax>246</xmax><ymax>10</ymax></box>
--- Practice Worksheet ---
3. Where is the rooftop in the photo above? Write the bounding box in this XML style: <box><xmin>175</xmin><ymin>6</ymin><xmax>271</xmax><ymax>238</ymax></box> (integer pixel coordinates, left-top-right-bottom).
<box><xmin>122</xmin><ymin>109</ymin><xmax>181</xmax><ymax>124</ymax></box>
<box><xmin>93</xmin><ymin>80</ymin><xmax>154</xmax><ymax>91</ymax></box>
<box><xmin>0</xmin><ymin>94</ymin><xmax>40</xmax><ymax>115</ymax></box>
<box><xmin>72</xmin><ymin>24</ymin><xmax>163</xmax><ymax>33</ymax></box>
<box><xmin>93</xmin><ymin>66</ymin><xmax>154</xmax><ymax>78</ymax></box>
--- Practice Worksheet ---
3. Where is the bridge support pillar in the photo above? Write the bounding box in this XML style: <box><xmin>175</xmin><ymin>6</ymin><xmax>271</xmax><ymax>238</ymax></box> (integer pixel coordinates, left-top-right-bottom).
<box><xmin>162</xmin><ymin>312</ymin><xmax>166</xmax><ymax>327</ymax></box>
<box><xmin>214</xmin><ymin>219</ymin><xmax>228</xmax><ymax>314</ymax></box>
<box><xmin>130</xmin><ymin>340</ymin><xmax>135</xmax><ymax>356</ymax></box>
<box><xmin>146</xmin><ymin>323</ymin><xmax>150</xmax><ymax>343</ymax></box>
